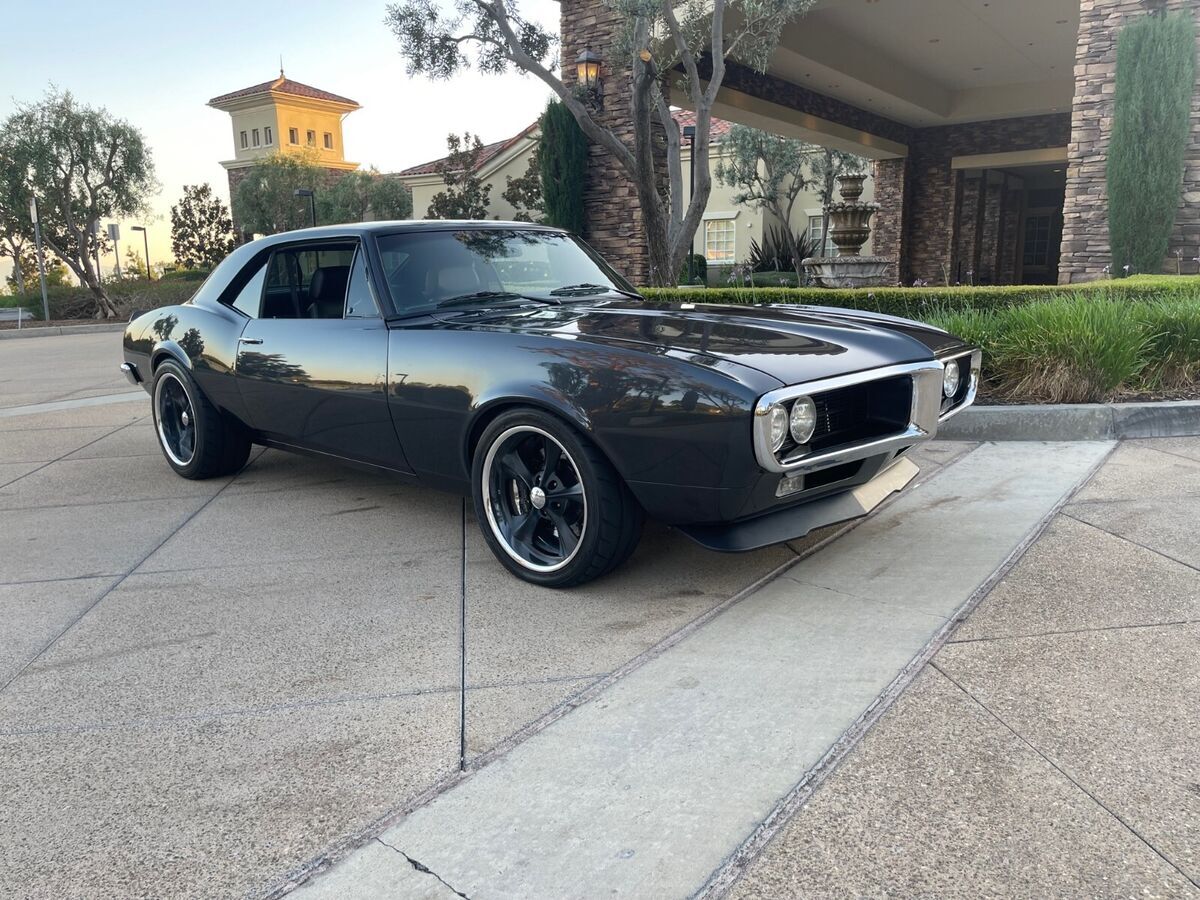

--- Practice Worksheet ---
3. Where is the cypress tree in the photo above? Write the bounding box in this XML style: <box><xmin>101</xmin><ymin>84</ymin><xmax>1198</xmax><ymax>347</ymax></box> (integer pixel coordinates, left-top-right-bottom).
<box><xmin>1107</xmin><ymin>10</ymin><xmax>1196</xmax><ymax>275</ymax></box>
<box><xmin>538</xmin><ymin>100</ymin><xmax>588</xmax><ymax>234</ymax></box>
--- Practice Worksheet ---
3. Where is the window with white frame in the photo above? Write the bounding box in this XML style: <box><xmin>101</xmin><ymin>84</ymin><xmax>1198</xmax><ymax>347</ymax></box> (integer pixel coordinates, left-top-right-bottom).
<box><xmin>288</xmin><ymin>127</ymin><xmax>299</xmax><ymax>145</ymax></box>
<box><xmin>323</xmin><ymin>132</ymin><xmax>334</xmax><ymax>150</ymax></box>
<box><xmin>808</xmin><ymin>215</ymin><xmax>834</xmax><ymax>255</ymax></box>
<box><xmin>705</xmin><ymin>219</ymin><xmax>736</xmax><ymax>263</ymax></box>
<box><xmin>252</xmin><ymin>128</ymin><xmax>260</xmax><ymax>147</ymax></box>
<box><xmin>306</xmin><ymin>129</ymin><xmax>316</xmax><ymax>147</ymax></box>
<box><xmin>264</xmin><ymin>126</ymin><xmax>273</xmax><ymax>146</ymax></box>
<box><xmin>240</xmin><ymin>130</ymin><xmax>248</xmax><ymax>149</ymax></box>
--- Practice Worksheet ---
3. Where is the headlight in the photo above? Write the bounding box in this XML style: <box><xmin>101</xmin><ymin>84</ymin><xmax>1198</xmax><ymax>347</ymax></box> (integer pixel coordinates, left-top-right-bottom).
<box><xmin>943</xmin><ymin>361</ymin><xmax>961</xmax><ymax>398</ymax></box>
<box><xmin>789</xmin><ymin>395</ymin><xmax>817</xmax><ymax>445</ymax></box>
<box><xmin>767</xmin><ymin>404</ymin><xmax>789</xmax><ymax>452</ymax></box>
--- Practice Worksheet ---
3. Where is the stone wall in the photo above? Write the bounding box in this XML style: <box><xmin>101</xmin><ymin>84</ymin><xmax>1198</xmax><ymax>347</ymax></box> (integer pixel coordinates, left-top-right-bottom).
<box><xmin>900</xmin><ymin>114</ymin><xmax>1072</xmax><ymax>285</ymax></box>
<box><xmin>560</xmin><ymin>0</ymin><xmax>654</xmax><ymax>284</ymax></box>
<box><xmin>1060</xmin><ymin>0</ymin><xmax>1200</xmax><ymax>282</ymax></box>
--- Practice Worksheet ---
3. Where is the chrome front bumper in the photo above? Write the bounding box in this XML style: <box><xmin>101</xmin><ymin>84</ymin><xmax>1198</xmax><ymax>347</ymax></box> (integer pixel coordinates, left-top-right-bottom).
<box><xmin>752</xmin><ymin>350</ymin><xmax>982</xmax><ymax>476</ymax></box>
<box><xmin>119</xmin><ymin>362</ymin><xmax>141</xmax><ymax>385</ymax></box>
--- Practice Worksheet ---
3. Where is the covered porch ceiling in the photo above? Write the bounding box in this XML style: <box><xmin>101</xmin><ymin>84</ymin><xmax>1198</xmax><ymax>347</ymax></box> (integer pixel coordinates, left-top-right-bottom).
<box><xmin>683</xmin><ymin>0</ymin><xmax>1080</xmax><ymax>158</ymax></box>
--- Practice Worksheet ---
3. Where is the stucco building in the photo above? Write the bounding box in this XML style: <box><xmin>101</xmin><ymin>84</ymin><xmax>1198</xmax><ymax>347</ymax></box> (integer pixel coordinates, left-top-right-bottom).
<box><xmin>398</xmin><ymin>113</ymin><xmax>871</xmax><ymax>282</ymax></box>
<box><xmin>208</xmin><ymin>70</ymin><xmax>361</xmax><ymax>221</ymax></box>
<box><xmin>561</xmin><ymin>0</ymin><xmax>1200</xmax><ymax>286</ymax></box>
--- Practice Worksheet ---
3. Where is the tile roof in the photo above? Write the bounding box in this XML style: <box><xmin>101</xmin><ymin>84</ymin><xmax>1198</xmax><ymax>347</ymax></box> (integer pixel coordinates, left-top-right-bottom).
<box><xmin>396</xmin><ymin>122</ymin><xmax>539</xmax><ymax>177</ymax></box>
<box><xmin>672</xmin><ymin>110</ymin><xmax>734</xmax><ymax>141</ymax></box>
<box><xmin>208</xmin><ymin>74</ymin><xmax>359</xmax><ymax>107</ymax></box>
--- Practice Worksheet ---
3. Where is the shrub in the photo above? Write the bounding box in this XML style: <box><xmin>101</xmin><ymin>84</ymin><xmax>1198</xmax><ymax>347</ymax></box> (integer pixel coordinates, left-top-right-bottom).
<box><xmin>1108</xmin><ymin>11</ymin><xmax>1196</xmax><ymax>275</ymax></box>
<box><xmin>1133</xmin><ymin>295</ymin><xmax>1200</xmax><ymax>388</ymax></box>
<box><xmin>749</xmin><ymin>271</ymin><xmax>800</xmax><ymax>287</ymax></box>
<box><xmin>678</xmin><ymin>253</ymin><xmax>707</xmax><ymax>285</ymax></box>
<box><xmin>746</xmin><ymin>224</ymin><xmax>814</xmax><ymax>275</ymax></box>
<box><xmin>642</xmin><ymin>275</ymin><xmax>1200</xmax><ymax>318</ymax></box>
<box><xmin>988</xmin><ymin>297</ymin><xmax>1151</xmax><ymax>403</ymax></box>
<box><xmin>539</xmin><ymin>100</ymin><xmax>588</xmax><ymax>234</ymax></box>
<box><xmin>0</xmin><ymin>278</ymin><xmax>200</xmax><ymax>320</ymax></box>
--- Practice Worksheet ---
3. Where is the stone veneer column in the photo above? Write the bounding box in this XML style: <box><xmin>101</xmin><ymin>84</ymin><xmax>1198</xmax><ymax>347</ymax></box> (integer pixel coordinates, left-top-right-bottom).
<box><xmin>1060</xmin><ymin>0</ymin><xmax>1200</xmax><ymax>283</ymax></box>
<box><xmin>560</xmin><ymin>0</ymin><xmax>652</xmax><ymax>284</ymax></box>
<box><xmin>872</xmin><ymin>158</ymin><xmax>910</xmax><ymax>285</ymax></box>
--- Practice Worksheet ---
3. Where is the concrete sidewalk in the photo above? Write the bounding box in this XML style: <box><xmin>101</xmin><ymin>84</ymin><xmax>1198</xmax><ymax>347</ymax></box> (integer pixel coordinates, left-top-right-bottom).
<box><xmin>725</xmin><ymin>437</ymin><xmax>1200</xmax><ymax>898</ymax></box>
<box><xmin>295</xmin><ymin>441</ymin><xmax>1117</xmax><ymax>899</ymax></box>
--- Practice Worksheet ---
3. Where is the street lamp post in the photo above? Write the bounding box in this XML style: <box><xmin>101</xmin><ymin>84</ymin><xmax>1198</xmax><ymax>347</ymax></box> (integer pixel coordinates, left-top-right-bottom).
<box><xmin>683</xmin><ymin>124</ymin><xmax>697</xmax><ymax>285</ymax></box>
<box><xmin>294</xmin><ymin>188</ymin><xmax>316</xmax><ymax>227</ymax></box>
<box><xmin>131</xmin><ymin>225</ymin><xmax>152</xmax><ymax>280</ymax></box>
<box><xmin>28</xmin><ymin>198</ymin><xmax>50</xmax><ymax>321</ymax></box>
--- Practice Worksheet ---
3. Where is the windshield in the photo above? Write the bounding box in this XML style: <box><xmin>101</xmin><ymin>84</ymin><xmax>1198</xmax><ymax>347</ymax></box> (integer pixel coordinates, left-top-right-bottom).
<box><xmin>376</xmin><ymin>229</ymin><xmax>635</xmax><ymax>315</ymax></box>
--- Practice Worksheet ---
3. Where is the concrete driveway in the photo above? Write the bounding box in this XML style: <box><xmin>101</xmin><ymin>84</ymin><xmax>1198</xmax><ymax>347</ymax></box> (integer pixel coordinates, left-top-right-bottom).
<box><xmin>0</xmin><ymin>333</ymin><xmax>805</xmax><ymax>897</ymax></box>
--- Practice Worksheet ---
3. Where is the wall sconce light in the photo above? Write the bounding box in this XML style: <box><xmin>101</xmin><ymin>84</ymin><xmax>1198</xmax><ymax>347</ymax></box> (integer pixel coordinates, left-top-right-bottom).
<box><xmin>575</xmin><ymin>48</ymin><xmax>603</xmax><ymax>109</ymax></box>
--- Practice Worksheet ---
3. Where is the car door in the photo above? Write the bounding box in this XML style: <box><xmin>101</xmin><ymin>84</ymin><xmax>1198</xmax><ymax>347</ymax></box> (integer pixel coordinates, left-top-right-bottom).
<box><xmin>234</xmin><ymin>239</ymin><xmax>411</xmax><ymax>471</ymax></box>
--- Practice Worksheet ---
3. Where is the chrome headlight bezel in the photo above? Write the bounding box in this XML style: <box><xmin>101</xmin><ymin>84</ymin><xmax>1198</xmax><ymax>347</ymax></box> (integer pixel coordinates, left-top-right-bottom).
<box><xmin>766</xmin><ymin>403</ymin><xmax>789</xmax><ymax>452</ymax></box>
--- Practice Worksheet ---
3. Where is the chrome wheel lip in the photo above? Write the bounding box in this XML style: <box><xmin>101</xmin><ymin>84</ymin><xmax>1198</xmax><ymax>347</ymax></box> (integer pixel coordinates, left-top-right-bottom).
<box><xmin>154</xmin><ymin>371</ymin><xmax>197</xmax><ymax>467</ymax></box>
<box><xmin>481</xmin><ymin>424</ymin><xmax>587</xmax><ymax>574</ymax></box>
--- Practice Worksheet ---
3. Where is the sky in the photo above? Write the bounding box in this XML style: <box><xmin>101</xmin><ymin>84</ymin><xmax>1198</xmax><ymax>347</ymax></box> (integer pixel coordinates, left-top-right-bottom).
<box><xmin>0</xmin><ymin>0</ymin><xmax>560</xmax><ymax>282</ymax></box>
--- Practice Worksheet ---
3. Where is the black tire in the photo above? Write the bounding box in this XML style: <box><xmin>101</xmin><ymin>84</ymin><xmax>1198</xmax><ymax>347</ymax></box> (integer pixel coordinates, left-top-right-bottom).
<box><xmin>471</xmin><ymin>408</ymin><xmax>643</xmax><ymax>587</ymax></box>
<box><xmin>151</xmin><ymin>359</ymin><xmax>251</xmax><ymax>479</ymax></box>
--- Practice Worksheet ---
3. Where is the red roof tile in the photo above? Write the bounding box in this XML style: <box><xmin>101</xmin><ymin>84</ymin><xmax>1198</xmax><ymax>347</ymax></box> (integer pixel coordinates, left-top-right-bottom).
<box><xmin>209</xmin><ymin>75</ymin><xmax>359</xmax><ymax>108</ymax></box>
<box><xmin>672</xmin><ymin>110</ymin><xmax>733</xmax><ymax>141</ymax></box>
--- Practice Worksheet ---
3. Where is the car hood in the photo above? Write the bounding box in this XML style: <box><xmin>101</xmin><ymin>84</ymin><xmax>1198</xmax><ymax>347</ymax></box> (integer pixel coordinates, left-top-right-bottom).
<box><xmin>440</xmin><ymin>299</ymin><xmax>967</xmax><ymax>387</ymax></box>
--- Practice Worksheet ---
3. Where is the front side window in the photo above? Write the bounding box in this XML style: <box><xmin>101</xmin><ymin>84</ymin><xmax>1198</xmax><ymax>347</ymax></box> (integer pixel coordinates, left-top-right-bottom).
<box><xmin>261</xmin><ymin>242</ymin><xmax>357</xmax><ymax>319</ymax></box>
<box><xmin>377</xmin><ymin>229</ymin><xmax>630</xmax><ymax>315</ymax></box>
<box><xmin>344</xmin><ymin>248</ymin><xmax>379</xmax><ymax>318</ymax></box>
<box><xmin>705</xmin><ymin>219</ymin><xmax>736</xmax><ymax>263</ymax></box>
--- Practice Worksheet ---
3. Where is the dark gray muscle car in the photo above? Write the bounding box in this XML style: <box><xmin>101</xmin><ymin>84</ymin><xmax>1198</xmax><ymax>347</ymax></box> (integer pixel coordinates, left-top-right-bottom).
<box><xmin>121</xmin><ymin>221</ymin><xmax>980</xmax><ymax>587</ymax></box>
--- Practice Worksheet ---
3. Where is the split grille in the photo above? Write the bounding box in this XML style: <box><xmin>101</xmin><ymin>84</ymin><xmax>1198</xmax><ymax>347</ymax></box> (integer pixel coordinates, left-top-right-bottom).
<box><xmin>808</xmin><ymin>374</ymin><xmax>913</xmax><ymax>452</ymax></box>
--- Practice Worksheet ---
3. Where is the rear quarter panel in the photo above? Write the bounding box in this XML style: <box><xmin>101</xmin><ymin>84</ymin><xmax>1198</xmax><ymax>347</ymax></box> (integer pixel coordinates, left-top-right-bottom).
<box><xmin>124</xmin><ymin>302</ymin><xmax>250</xmax><ymax>425</ymax></box>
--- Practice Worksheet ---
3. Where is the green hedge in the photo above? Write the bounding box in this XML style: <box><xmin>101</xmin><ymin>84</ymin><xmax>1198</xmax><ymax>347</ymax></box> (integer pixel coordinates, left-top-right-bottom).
<box><xmin>642</xmin><ymin>275</ymin><xmax>1200</xmax><ymax>317</ymax></box>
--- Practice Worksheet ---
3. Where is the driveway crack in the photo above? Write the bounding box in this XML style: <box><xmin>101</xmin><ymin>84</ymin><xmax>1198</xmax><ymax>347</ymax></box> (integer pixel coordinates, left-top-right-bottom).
<box><xmin>375</xmin><ymin>837</ymin><xmax>471</xmax><ymax>899</ymax></box>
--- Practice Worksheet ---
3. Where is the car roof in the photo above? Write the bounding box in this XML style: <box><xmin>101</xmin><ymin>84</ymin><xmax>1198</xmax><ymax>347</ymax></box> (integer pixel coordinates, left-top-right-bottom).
<box><xmin>245</xmin><ymin>220</ymin><xmax>569</xmax><ymax>247</ymax></box>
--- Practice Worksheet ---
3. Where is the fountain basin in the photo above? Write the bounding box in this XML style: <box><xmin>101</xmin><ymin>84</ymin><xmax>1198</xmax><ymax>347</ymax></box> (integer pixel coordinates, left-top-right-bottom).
<box><xmin>802</xmin><ymin>256</ymin><xmax>893</xmax><ymax>289</ymax></box>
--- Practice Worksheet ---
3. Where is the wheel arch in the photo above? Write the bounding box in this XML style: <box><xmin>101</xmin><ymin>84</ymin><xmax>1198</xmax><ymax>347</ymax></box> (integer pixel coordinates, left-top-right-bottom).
<box><xmin>150</xmin><ymin>340</ymin><xmax>193</xmax><ymax>374</ymax></box>
<box><xmin>463</xmin><ymin>394</ymin><xmax>594</xmax><ymax>475</ymax></box>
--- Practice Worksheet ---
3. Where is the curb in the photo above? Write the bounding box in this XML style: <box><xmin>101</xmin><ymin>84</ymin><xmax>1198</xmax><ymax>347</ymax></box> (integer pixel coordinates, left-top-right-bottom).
<box><xmin>938</xmin><ymin>400</ymin><xmax>1200</xmax><ymax>441</ymax></box>
<box><xmin>0</xmin><ymin>323</ymin><xmax>125</xmax><ymax>340</ymax></box>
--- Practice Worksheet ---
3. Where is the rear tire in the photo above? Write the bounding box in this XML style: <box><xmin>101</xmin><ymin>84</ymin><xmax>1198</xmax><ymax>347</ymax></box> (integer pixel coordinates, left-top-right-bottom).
<box><xmin>471</xmin><ymin>409</ymin><xmax>643</xmax><ymax>587</ymax></box>
<box><xmin>151</xmin><ymin>359</ymin><xmax>251</xmax><ymax>480</ymax></box>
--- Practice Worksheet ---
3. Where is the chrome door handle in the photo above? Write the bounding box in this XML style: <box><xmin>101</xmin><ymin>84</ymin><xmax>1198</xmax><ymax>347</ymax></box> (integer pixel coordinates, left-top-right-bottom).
<box><xmin>238</xmin><ymin>338</ymin><xmax>263</xmax><ymax>345</ymax></box>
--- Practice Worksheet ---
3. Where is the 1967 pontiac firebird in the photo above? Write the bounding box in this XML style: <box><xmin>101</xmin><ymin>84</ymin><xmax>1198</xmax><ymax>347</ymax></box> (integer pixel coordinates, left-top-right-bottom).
<box><xmin>122</xmin><ymin>221</ymin><xmax>980</xmax><ymax>587</ymax></box>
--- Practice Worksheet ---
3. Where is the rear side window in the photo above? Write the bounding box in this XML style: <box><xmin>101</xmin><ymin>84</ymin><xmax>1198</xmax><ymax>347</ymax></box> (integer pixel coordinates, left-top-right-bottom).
<box><xmin>261</xmin><ymin>242</ymin><xmax>356</xmax><ymax>319</ymax></box>
<box><xmin>229</xmin><ymin>260</ymin><xmax>268</xmax><ymax>318</ymax></box>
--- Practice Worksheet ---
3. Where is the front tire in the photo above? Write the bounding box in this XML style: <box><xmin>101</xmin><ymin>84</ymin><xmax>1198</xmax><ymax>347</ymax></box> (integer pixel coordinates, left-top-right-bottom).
<box><xmin>472</xmin><ymin>409</ymin><xmax>643</xmax><ymax>587</ymax></box>
<box><xmin>151</xmin><ymin>359</ymin><xmax>251</xmax><ymax>479</ymax></box>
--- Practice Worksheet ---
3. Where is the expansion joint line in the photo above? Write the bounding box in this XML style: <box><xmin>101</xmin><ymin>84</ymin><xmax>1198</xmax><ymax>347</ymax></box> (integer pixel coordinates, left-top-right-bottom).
<box><xmin>376</xmin><ymin>837</ymin><xmax>472</xmax><ymax>899</ymax></box>
<box><xmin>931</xmin><ymin>662</ymin><xmax>1200</xmax><ymax>891</ymax></box>
<box><xmin>459</xmin><ymin>496</ymin><xmax>468</xmax><ymax>772</ymax></box>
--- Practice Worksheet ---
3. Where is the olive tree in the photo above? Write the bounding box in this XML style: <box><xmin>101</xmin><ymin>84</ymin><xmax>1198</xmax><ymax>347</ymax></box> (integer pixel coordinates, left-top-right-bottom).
<box><xmin>385</xmin><ymin>0</ymin><xmax>815</xmax><ymax>285</ymax></box>
<box><xmin>0</xmin><ymin>89</ymin><xmax>156</xmax><ymax>317</ymax></box>
<box><xmin>716</xmin><ymin>125</ymin><xmax>813</xmax><ymax>277</ymax></box>
<box><xmin>319</xmin><ymin>168</ymin><xmax>413</xmax><ymax>223</ymax></box>
<box><xmin>234</xmin><ymin>151</ymin><xmax>325</xmax><ymax>236</ymax></box>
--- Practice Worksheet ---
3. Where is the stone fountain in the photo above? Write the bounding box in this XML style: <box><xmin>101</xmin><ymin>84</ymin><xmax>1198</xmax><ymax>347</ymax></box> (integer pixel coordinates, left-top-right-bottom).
<box><xmin>803</xmin><ymin>173</ymin><xmax>892</xmax><ymax>288</ymax></box>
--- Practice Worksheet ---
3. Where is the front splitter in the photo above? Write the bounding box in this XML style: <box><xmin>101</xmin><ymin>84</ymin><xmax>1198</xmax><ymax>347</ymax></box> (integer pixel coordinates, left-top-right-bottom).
<box><xmin>676</xmin><ymin>457</ymin><xmax>919</xmax><ymax>552</ymax></box>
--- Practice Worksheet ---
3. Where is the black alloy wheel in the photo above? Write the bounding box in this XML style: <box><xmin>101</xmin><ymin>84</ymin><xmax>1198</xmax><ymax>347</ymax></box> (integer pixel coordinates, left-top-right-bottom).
<box><xmin>472</xmin><ymin>409</ymin><xmax>644</xmax><ymax>587</ymax></box>
<box><xmin>150</xmin><ymin>359</ymin><xmax>251</xmax><ymax>480</ymax></box>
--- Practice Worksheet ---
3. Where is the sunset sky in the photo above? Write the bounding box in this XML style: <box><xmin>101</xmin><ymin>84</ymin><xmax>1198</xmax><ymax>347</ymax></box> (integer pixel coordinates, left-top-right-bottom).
<box><xmin>1</xmin><ymin>0</ymin><xmax>560</xmax><ymax>281</ymax></box>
